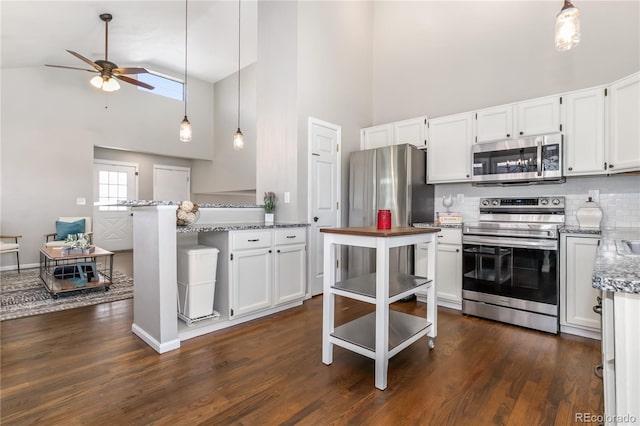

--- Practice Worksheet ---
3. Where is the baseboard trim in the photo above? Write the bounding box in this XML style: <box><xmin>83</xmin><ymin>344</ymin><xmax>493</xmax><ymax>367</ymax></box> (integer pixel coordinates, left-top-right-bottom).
<box><xmin>131</xmin><ymin>323</ymin><xmax>181</xmax><ymax>354</ymax></box>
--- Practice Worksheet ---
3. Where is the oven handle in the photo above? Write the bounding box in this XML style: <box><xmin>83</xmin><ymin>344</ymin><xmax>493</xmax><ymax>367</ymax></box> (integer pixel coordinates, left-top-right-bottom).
<box><xmin>462</xmin><ymin>235</ymin><xmax>558</xmax><ymax>250</ymax></box>
<box><xmin>463</xmin><ymin>226</ymin><xmax>557</xmax><ymax>239</ymax></box>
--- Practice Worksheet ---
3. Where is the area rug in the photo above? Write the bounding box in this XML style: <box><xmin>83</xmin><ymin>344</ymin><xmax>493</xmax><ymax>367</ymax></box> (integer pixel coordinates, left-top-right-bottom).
<box><xmin>0</xmin><ymin>268</ymin><xmax>133</xmax><ymax>321</ymax></box>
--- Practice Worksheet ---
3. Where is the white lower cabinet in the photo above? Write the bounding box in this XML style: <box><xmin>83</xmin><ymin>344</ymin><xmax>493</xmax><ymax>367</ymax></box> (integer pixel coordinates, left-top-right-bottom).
<box><xmin>201</xmin><ymin>227</ymin><xmax>307</xmax><ymax>320</ymax></box>
<box><xmin>415</xmin><ymin>228</ymin><xmax>462</xmax><ymax>309</ymax></box>
<box><xmin>560</xmin><ymin>234</ymin><xmax>601</xmax><ymax>339</ymax></box>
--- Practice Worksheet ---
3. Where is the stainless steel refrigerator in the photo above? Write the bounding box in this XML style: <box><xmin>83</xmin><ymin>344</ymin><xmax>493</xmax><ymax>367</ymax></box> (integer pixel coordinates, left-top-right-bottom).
<box><xmin>348</xmin><ymin>143</ymin><xmax>434</xmax><ymax>277</ymax></box>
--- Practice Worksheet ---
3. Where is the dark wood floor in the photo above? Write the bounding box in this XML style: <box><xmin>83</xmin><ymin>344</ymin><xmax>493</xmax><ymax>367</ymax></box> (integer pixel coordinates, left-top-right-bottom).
<box><xmin>1</xmin><ymin>294</ymin><xmax>603</xmax><ymax>425</ymax></box>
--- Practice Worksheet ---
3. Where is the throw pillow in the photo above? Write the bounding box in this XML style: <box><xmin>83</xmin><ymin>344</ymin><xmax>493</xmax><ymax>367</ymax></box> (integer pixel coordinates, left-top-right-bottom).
<box><xmin>55</xmin><ymin>219</ymin><xmax>86</xmax><ymax>241</ymax></box>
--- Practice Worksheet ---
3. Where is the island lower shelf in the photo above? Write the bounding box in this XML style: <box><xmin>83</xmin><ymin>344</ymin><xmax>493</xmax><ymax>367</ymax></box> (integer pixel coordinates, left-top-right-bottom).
<box><xmin>331</xmin><ymin>310</ymin><xmax>432</xmax><ymax>359</ymax></box>
<box><xmin>331</xmin><ymin>272</ymin><xmax>432</xmax><ymax>304</ymax></box>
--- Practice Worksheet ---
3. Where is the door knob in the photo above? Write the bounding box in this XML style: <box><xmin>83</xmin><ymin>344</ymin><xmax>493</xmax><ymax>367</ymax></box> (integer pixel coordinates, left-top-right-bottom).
<box><xmin>313</xmin><ymin>217</ymin><xmax>319</xmax><ymax>222</ymax></box>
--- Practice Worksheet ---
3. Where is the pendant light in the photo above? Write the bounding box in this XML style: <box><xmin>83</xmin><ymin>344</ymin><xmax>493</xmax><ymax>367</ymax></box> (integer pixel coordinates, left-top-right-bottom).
<box><xmin>555</xmin><ymin>0</ymin><xmax>581</xmax><ymax>51</ymax></box>
<box><xmin>180</xmin><ymin>0</ymin><xmax>192</xmax><ymax>142</ymax></box>
<box><xmin>233</xmin><ymin>0</ymin><xmax>244</xmax><ymax>151</ymax></box>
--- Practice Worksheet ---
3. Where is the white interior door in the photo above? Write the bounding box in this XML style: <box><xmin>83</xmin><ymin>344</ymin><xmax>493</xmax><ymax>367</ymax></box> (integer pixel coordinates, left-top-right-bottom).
<box><xmin>93</xmin><ymin>160</ymin><xmax>138</xmax><ymax>251</ymax></box>
<box><xmin>308</xmin><ymin>117</ymin><xmax>341</xmax><ymax>296</ymax></box>
<box><xmin>153</xmin><ymin>165</ymin><xmax>191</xmax><ymax>201</ymax></box>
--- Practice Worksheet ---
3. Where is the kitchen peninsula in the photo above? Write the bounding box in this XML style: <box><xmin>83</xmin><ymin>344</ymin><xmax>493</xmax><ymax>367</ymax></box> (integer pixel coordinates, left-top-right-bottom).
<box><xmin>592</xmin><ymin>228</ymin><xmax>640</xmax><ymax>425</ymax></box>
<box><xmin>122</xmin><ymin>201</ymin><xmax>309</xmax><ymax>354</ymax></box>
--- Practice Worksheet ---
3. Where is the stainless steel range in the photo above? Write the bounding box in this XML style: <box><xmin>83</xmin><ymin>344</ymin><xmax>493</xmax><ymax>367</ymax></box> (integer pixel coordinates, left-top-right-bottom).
<box><xmin>462</xmin><ymin>196</ymin><xmax>565</xmax><ymax>334</ymax></box>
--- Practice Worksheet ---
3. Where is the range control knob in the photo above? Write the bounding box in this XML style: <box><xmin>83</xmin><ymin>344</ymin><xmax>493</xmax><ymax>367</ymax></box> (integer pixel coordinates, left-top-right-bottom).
<box><xmin>492</xmin><ymin>199</ymin><xmax>499</xmax><ymax>206</ymax></box>
<box><xmin>481</xmin><ymin>199</ymin><xmax>490</xmax><ymax>206</ymax></box>
<box><xmin>540</xmin><ymin>198</ymin><xmax>549</xmax><ymax>206</ymax></box>
<box><xmin>552</xmin><ymin>198</ymin><xmax>561</xmax><ymax>205</ymax></box>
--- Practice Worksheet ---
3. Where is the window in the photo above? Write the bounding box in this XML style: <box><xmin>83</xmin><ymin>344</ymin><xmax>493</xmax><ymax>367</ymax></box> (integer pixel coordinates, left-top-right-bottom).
<box><xmin>98</xmin><ymin>171</ymin><xmax>128</xmax><ymax>211</ymax></box>
<box><xmin>137</xmin><ymin>71</ymin><xmax>184</xmax><ymax>101</ymax></box>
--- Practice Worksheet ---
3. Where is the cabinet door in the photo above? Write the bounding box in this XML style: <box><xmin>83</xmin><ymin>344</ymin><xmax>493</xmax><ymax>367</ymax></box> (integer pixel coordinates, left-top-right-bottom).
<box><xmin>393</xmin><ymin>117</ymin><xmax>427</xmax><ymax>148</ymax></box>
<box><xmin>475</xmin><ymin>105</ymin><xmax>513</xmax><ymax>143</ymax></box>
<box><xmin>607</xmin><ymin>72</ymin><xmax>640</xmax><ymax>173</ymax></box>
<box><xmin>517</xmin><ymin>95</ymin><xmax>561</xmax><ymax>137</ymax></box>
<box><xmin>414</xmin><ymin>242</ymin><xmax>430</xmax><ymax>277</ymax></box>
<box><xmin>274</xmin><ymin>243</ymin><xmax>306</xmax><ymax>305</ymax></box>
<box><xmin>564</xmin><ymin>236</ymin><xmax>600</xmax><ymax>331</ymax></box>
<box><xmin>436</xmin><ymin>244</ymin><xmax>462</xmax><ymax>306</ymax></box>
<box><xmin>427</xmin><ymin>113</ymin><xmax>473</xmax><ymax>183</ymax></box>
<box><xmin>230</xmin><ymin>248</ymin><xmax>272</xmax><ymax>317</ymax></box>
<box><xmin>361</xmin><ymin>124</ymin><xmax>393</xmax><ymax>150</ymax></box>
<box><xmin>562</xmin><ymin>88</ymin><xmax>606</xmax><ymax>176</ymax></box>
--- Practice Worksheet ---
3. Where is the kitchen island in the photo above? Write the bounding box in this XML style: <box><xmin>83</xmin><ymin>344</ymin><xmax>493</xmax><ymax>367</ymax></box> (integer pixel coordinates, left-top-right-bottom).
<box><xmin>321</xmin><ymin>225</ymin><xmax>440</xmax><ymax>390</ymax></box>
<box><xmin>592</xmin><ymin>228</ymin><xmax>640</xmax><ymax>426</ymax></box>
<box><xmin>122</xmin><ymin>201</ymin><xmax>308</xmax><ymax>353</ymax></box>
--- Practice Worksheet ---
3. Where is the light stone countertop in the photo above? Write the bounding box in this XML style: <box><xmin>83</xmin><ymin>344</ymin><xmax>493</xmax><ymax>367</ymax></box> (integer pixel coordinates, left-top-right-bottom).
<box><xmin>176</xmin><ymin>222</ymin><xmax>309</xmax><ymax>233</ymax></box>
<box><xmin>592</xmin><ymin>227</ymin><xmax>640</xmax><ymax>294</ymax></box>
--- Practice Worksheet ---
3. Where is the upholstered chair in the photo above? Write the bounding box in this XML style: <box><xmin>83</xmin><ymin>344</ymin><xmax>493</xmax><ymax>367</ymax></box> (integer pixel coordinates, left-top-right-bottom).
<box><xmin>44</xmin><ymin>217</ymin><xmax>93</xmax><ymax>248</ymax></box>
<box><xmin>0</xmin><ymin>235</ymin><xmax>21</xmax><ymax>272</ymax></box>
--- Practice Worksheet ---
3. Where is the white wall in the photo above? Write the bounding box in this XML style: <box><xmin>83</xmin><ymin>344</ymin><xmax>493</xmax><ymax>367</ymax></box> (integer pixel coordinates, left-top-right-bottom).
<box><xmin>297</xmin><ymin>1</ymin><xmax>374</xmax><ymax>225</ymax></box>
<box><xmin>191</xmin><ymin>63</ymin><xmax>257</xmax><ymax>195</ymax></box>
<box><xmin>0</xmin><ymin>65</ymin><xmax>214</xmax><ymax>268</ymax></box>
<box><xmin>371</xmin><ymin>1</ymin><xmax>640</xmax><ymax>123</ymax></box>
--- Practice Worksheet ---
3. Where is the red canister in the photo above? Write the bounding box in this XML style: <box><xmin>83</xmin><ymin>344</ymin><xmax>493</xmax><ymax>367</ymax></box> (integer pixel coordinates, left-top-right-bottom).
<box><xmin>377</xmin><ymin>209</ymin><xmax>391</xmax><ymax>230</ymax></box>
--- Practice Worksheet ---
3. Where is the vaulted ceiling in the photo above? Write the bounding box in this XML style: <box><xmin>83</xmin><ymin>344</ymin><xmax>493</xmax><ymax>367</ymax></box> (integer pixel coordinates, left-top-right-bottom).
<box><xmin>1</xmin><ymin>0</ymin><xmax>258</xmax><ymax>84</ymax></box>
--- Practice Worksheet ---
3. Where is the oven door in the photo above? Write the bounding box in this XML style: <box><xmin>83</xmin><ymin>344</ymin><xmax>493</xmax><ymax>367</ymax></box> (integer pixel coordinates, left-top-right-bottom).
<box><xmin>462</xmin><ymin>235</ymin><xmax>558</xmax><ymax>306</ymax></box>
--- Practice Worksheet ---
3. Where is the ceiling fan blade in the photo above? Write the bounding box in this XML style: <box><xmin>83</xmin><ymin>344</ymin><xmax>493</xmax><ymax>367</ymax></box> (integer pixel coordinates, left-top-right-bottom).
<box><xmin>113</xmin><ymin>67</ymin><xmax>150</xmax><ymax>75</ymax></box>
<box><xmin>66</xmin><ymin>50</ymin><xmax>102</xmax><ymax>71</ymax></box>
<box><xmin>45</xmin><ymin>64</ymin><xmax>98</xmax><ymax>73</ymax></box>
<box><xmin>115</xmin><ymin>75</ymin><xmax>155</xmax><ymax>90</ymax></box>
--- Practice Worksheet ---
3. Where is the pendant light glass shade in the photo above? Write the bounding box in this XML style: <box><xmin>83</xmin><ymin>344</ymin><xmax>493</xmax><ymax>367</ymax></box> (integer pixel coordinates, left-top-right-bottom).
<box><xmin>90</xmin><ymin>75</ymin><xmax>120</xmax><ymax>92</ymax></box>
<box><xmin>180</xmin><ymin>116</ymin><xmax>192</xmax><ymax>142</ymax></box>
<box><xmin>233</xmin><ymin>128</ymin><xmax>244</xmax><ymax>151</ymax></box>
<box><xmin>180</xmin><ymin>0</ymin><xmax>192</xmax><ymax>142</ymax></box>
<box><xmin>555</xmin><ymin>0</ymin><xmax>580</xmax><ymax>51</ymax></box>
<box><xmin>233</xmin><ymin>0</ymin><xmax>244</xmax><ymax>150</ymax></box>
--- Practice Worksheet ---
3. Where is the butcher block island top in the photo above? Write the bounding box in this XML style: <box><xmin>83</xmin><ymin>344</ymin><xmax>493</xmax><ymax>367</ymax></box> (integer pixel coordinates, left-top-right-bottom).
<box><xmin>320</xmin><ymin>225</ymin><xmax>441</xmax><ymax>237</ymax></box>
<box><xmin>320</xmin><ymin>225</ymin><xmax>440</xmax><ymax>390</ymax></box>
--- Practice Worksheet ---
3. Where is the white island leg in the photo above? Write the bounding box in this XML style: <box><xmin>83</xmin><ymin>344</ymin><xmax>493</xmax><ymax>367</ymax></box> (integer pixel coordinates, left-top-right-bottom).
<box><xmin>322</xmin><ymin>234</ymin><xmax>336</xmax><ymax>365</ymax></box>
<box><xmin>375</xmin><ymin>237</ymin><xmax>390</xmax><ymax>390</ymax></box>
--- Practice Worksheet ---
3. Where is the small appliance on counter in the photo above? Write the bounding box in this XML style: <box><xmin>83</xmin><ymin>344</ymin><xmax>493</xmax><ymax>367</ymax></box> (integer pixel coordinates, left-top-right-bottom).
<box><xmin>576</xmin><ymin>197</ymin><xmax>603</xmax><ymax>230</ymax></box>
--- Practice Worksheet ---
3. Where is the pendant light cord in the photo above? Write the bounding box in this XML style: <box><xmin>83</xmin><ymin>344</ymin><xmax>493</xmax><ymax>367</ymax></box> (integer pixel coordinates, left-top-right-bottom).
<box><xmin>237</xmin><ymin>0</ymin><xmax>241</xmax><ymax>129</ymax></box>
<box><xmin>184</xmin><ymin>0</ymin><xmax>188</xmax><ymax>117</ymax></box>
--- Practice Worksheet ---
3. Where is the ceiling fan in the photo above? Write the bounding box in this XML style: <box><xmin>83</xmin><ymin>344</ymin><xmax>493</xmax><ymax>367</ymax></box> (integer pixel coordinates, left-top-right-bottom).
<box><xmin>45</xmin><ymin>13</ymin><xmax>154</xmax><ymax>92</ymax></box>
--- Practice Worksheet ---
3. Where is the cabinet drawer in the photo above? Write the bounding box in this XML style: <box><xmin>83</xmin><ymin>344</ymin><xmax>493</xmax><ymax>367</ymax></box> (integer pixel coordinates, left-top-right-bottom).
<box><xmin>437</xmin><ymin>228</ymin><xmax>462</xmax><ymax>245</ymax></box>
<box><xmin>275</xmin><ymin>228</ymin><xmax>307</xmax><ymax>245</ymax></box>
<box><xmin>231</xmin><ymin>230</ymin><xmax>272</xmax><ymax>250</ymax></box>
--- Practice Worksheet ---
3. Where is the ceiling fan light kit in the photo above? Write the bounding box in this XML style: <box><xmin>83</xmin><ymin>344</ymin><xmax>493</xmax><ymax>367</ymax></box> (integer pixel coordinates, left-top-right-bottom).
<box><xmin>44</xmin><ymin>13</ymin><xmax>154</xmax><ymax>92</ymax></box>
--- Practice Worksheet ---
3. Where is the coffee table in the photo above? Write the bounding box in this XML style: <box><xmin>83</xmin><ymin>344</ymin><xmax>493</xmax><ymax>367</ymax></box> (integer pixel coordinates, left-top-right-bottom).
<box><xmin>39</xmin><ymin>246</ymin><xmax>114</xmax><ymax>298</ymax></box>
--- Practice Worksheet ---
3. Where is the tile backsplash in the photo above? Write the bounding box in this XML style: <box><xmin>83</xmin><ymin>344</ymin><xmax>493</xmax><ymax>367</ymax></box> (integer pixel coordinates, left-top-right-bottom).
<box><xmin>433</xmin><ymin>175</ymin><xmax>640</xmax><ymax>228</ymax></box>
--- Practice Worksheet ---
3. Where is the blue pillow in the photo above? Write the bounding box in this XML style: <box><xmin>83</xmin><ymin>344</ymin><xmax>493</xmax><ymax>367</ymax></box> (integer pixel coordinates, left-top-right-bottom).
<box><xmin>55</xmin><ymin>219</ymin><xmax>86</xmax><ymax>241</ymax></box>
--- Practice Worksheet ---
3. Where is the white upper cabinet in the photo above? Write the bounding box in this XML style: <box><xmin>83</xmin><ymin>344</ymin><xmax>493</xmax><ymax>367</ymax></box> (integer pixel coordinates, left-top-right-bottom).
<box><xmin>361</xmin><ymin>116</ymin><xmax>428</xmax><ymax>150</ymax></box>
<box><xmin>360</xmin><ymin>124</ymin><xmax>393</xmax><ymax>150</ymax></box>
<box><xmin>393</xmin><ymin>116</ymin><xmax>427</xmax><ymax>148</ymax></box>
<box><xmin>562</xmin><ymin>87</ymin><xmax>607</xmax><ymax>176</ymax></box>
<box><xmin>607</xmin><ymin>72</ymin><xmax>640</xmax><ymax>174</ymax></box>
<box><xmin>427</xmin><ymin>113</ymin><xmax>473</xmax><ymax>183</ymax></box>
<box><xmin>516</xmin><ymin>95</ymin><xmax>561</xmax><ymax>137</ymax></box>
<box><xmin>475</xmin><ymin>105</ymin><xmax>514</xmax><ymax>143</ymax></box>
<box><xmin>475</xmin><ymin>96</ymin><xmax>560</xmax><ymax>144</ymax></box>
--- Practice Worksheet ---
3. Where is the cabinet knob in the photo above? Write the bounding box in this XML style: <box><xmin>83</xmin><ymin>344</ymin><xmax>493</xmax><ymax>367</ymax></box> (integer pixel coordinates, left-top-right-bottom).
<box><xmin>466</xmin><ymin>174</ymin><xmax>470</xmax><ymax>178</ymax></box>
<box><xmin>506</xmin><ymin>133</ymin><xmax>510</xmax><ymax>138</ymax></box>
<box><xmin>519</xmin><ymin>131</ymin><xmax>524</xmax><ymax>135</ymax></box>
<box><xmin>277</xmin><ymin>249</ymin><xmax>280</xmax><ymax>253</ymax></box>
<box><xmin>313</xmin><ymin>216</ymin><xmax>319</xmax><ymax>222</ymax></box>
<box><xmin>269</xmin><ymin>250</ymin><xmax>272</xmax><ymax>253</ymax></box>
<box><xmin>609</xmin><ymin>164</ymin><xmax>614</xmax><ymax>169</ymax></box>
<box><xmin>568</xmin><ymin>167</ymin><xmax>573</xmax><ymax>171</ymax></box>
<box><xmin>456</xmin><ymin>249</ymin><xmax>460</xmax><ymax>253</ymax></box>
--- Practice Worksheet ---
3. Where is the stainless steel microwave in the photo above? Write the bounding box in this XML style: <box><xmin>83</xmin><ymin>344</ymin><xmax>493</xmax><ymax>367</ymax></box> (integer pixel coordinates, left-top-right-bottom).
<box><xmin>471</xmin><ymin>134</ymin><xmax>563</xmax><ymax>185</ymax></box>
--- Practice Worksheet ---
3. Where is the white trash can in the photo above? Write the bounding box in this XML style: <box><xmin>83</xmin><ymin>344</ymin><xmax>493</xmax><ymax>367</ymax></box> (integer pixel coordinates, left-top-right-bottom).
<box><xmin>177</xmin><ymin>245</ymin><xmax>219</xmax><ymax>319</ymax></box>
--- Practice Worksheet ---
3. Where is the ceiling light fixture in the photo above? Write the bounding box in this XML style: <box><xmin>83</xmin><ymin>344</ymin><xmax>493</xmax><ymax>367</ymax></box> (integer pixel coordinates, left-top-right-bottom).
<box><xmin>180</xmin><ymin>0</ymin><xmax>192</xmax><ymax>143</ymax></box>
<box><xmin>233</xmin><ymin>0</ymin><xmax>244</xmax><ymax>151</ymax></box>
<box><xmin>90</xmin><ymin>75</ymin><xmax>120</xmax><ymax>92</ymax></box>
<box><xmin>555</xmin><ymin>0</ymin><xmax>581</xmax><ymax>51</ymax></box>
